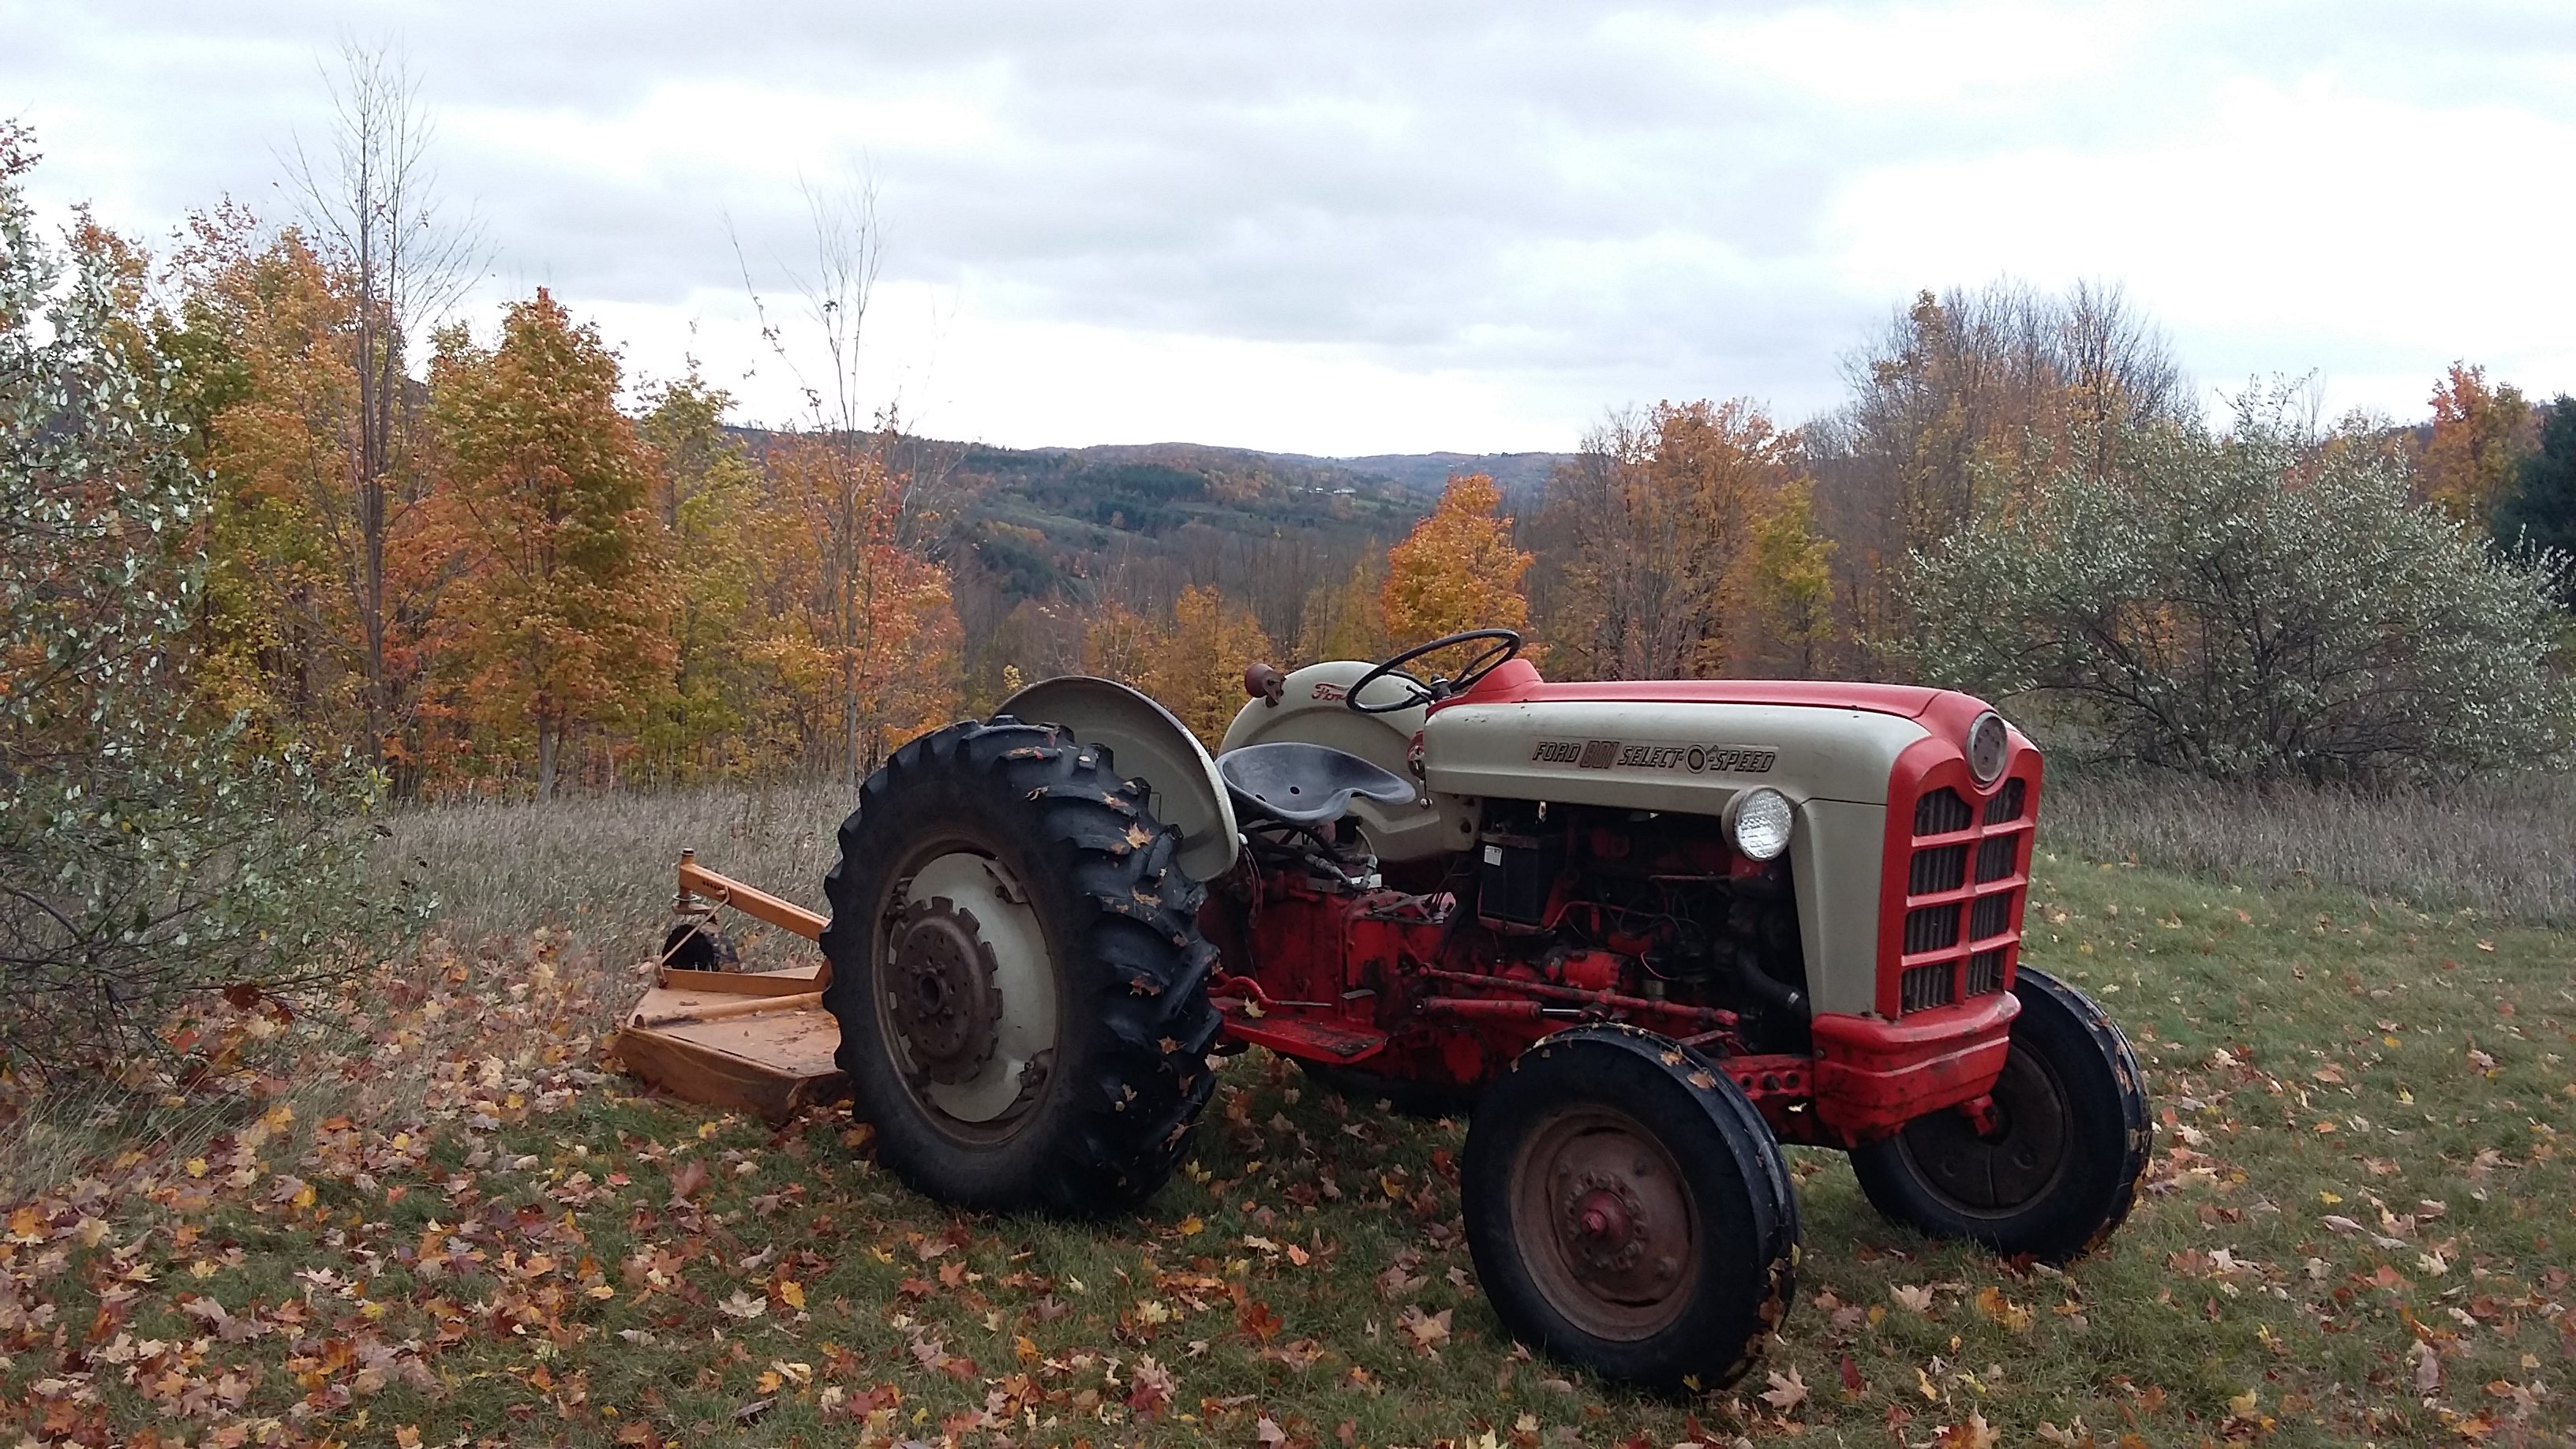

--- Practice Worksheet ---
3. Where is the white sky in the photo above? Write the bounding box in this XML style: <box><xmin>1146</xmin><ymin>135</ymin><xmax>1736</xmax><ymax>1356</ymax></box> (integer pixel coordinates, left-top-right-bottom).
<box><xmin>6</xmin><ymin>1</ymin><xmax>2571</xmax><ymax>455</ymax></box>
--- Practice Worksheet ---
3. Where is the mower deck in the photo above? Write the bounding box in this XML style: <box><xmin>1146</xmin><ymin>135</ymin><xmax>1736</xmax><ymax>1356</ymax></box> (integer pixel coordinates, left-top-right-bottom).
<box><xmin>611</xmin><ymin>854</ymin><xmax>849</xmax><ymax>1125</ymax></box>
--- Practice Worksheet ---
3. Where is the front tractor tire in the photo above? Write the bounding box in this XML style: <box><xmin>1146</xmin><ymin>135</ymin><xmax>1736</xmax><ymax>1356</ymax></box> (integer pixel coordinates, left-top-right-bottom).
<box><xmin>1464</xmin><ymin>1027</ymin><xmax>1800</xmax><ymax>1392</ymax></box>
<box><xmin>821</xmin><ymin>717</ymin><xmax>1222</xmax><ymax>1215</ymax></box>
<box><xmin>1849</xmin><ymin>964</ymin><xmax>2150</xmax><ymax>1262</ymax></box>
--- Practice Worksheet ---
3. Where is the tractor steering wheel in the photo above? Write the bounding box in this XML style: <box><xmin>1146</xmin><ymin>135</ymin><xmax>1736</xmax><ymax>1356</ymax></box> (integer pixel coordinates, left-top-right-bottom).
<box><xmin>1346</xmin><ymin>629</ymin><xmax>1524</xmax><ymax>714</ymax></box>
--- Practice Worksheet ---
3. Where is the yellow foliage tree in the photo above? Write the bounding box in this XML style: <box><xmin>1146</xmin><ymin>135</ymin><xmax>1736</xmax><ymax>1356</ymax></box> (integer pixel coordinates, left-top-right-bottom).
<box><xmin>1380</xmin><ymin>474</ymin><xmax>1531</xmax><ymax>646</ymax></box>
<box><xmin>1744</xmin><ymin>477</ymin><xmax>1837</xmax><ymax>676</ymax></box>
<box><xmin>1083</xmin><ymin>599</ymin><xmax>1159</xmax><ymax>688</ymax></box>
<box><xmin>1139</xmin><ymin>586</ymin><xmax>1275</xmax><ymax>750</ymax></box>
<box><xmin>425</xmin><ymin>290</ymin><xmax>676</xmax><ymax>797</ymax></box>
<box><xmin>748</xmin><ymin>436</ymin><xmax>962</xmax><ymax>775</ymax></box>
<box><xmin>1537</xmin><ymin>402</ymin><xmax>1804</xmax><ymax>680</ymax></box>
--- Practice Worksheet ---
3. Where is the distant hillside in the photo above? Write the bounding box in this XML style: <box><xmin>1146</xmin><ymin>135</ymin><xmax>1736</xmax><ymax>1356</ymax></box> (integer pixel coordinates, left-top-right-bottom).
<box><xmin>732</xmin><ymin>429</ymin><xmax>1573</xmax><ymax>698</ymax></box>
<box><xmin>1267</xmin><ymin>449</ymin><xmax>1571</xmax><ymax>503</ymax></box>
<box><xmin>919</xmin><ymin>436</ymin><xmax>1572</xmax><ymax>616</ymax></box>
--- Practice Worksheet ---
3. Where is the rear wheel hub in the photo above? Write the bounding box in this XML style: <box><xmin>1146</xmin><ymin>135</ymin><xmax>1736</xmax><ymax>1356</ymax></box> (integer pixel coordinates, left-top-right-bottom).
<box><xmin>887</xmin><ymin>899</ymin><xmax>1002</xmax><ymax>1084</ymax></box>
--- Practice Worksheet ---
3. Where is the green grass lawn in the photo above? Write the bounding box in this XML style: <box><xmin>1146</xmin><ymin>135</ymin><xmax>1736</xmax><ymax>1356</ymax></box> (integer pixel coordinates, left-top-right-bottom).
<box><xmin>4</xmin><ymin>848</ymin><xmax>2570</xmax><ymax>1447</ymax></box>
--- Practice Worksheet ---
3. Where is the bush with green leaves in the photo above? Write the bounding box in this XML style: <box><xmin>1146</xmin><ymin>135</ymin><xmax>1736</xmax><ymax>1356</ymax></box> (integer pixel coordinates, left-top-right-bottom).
<box><xmin>1</xmin><ymin>129</ymin><xmax>392</xmax><ymax>1080</ymax></box>
<box><xmin>1909</xmin><ymin>386</ymin><xmax>2575</xmax><ymax>781</ymax></box>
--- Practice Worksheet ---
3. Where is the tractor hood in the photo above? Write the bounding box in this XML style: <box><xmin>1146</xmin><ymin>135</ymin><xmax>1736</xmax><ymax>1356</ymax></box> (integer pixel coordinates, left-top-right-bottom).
<box><xmin>1420</xmin><ymin>661</ymin><xmax>1949</xmax><ymax>811</ymax></box>
<box><xmin>1438</xmin><ymin>661</ymin><xmax>1945</xmax><ymax>720</ymax></box>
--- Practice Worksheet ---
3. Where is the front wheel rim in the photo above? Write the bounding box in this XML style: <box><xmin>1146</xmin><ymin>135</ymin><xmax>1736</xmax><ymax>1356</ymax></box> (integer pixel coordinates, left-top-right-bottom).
<box><xmin>1508</xmin><ymin>1105</ymin><xmax>1700</xmax><ymax>1341</ymax></box>
<box><xmin>875</xmin><ymin>847</ymin><xmax>1061</xmax><ymax>1139</ymax></box>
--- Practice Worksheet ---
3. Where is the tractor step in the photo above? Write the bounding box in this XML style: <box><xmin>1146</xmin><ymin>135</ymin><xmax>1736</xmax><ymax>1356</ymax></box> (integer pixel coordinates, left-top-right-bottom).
<box><xmin>1219</xmin><ymin>1009</ymin><xmax>1390</xmax><ymax>1064</ymax></box>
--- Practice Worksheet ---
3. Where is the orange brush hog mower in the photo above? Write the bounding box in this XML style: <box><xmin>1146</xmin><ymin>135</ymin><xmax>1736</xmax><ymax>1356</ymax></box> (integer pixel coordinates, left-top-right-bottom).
<box><xmin>615</xmin><ymin>630</ymin><xmax>2150</xmax><ymax>1390</ymax></box>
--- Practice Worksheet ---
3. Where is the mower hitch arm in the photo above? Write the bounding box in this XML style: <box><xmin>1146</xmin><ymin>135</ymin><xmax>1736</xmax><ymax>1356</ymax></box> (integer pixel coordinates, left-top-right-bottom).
<box><xmin>678</xmin><ymin>849</ymin><xmax>828</xmax><ymax>942</ymax></box>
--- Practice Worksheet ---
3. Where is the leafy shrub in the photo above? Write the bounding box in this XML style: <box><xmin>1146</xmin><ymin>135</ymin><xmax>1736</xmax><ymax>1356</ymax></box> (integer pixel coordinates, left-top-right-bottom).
<box><xmin>1909</xmin><ymin>387</ymin><xmax>2574</xmax><ymax>781</ymax></box>
<box><xmin>1</xmin><ymin>130</ymin><xmax>391</xmax><ymax>1080</ymax></box>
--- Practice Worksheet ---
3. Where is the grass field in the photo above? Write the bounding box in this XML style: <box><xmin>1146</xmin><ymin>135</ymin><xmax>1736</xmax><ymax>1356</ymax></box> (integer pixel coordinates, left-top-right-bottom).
<box><xmin>2</xmin><ymin>785</ymin><xmax>2571</xmax><ymax>1447</ymax></box>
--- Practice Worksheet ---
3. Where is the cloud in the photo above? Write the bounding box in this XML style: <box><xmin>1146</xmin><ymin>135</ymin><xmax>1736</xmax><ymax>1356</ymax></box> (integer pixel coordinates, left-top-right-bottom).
<box><xmin>4</xmin><ymin>0</ymin><xmax>2571</xmax><ymax>452</ymax></box>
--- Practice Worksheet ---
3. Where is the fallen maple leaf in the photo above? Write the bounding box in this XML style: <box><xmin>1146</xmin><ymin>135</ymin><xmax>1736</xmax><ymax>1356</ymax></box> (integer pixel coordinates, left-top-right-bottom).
<box><xmin>1939</xmin><ymin>1410</ymin><xmax>2000</xmax><ymax>1449</ymax></box>
<box><xmin>1398</xmin><ymin>1304</ymin><xmax>1452</xmax><ymax>1356</ymax></box>
<box><xmin>1761</xmin><ymin>1365</ymin><xmax>1810</xmax><ymax>1411</ymax></box>
<box><xmin>717</xmin><ymin>1289</ymin><xmax>766</xmax><ymax>1320</ymax></box>
<box><xmin>1973</xmin><ymin>1285</ymin><xmax>2031</xmax><ymax>1331</ymax></box>
<box><xmin>1126</xmin><ymin>1354</ymin><xmax>1177</xmax><ymax>1419</ymax></box>
<box><xmin>2412</xmin><ymin>1342</ymin><xmax>2442</xmax><ymax>1394</ymax></box>
<box><xmin>668</xmin><ymin>1159</ymin><xmax>709</xmax><ymax>1204</ymax></box>
<box><xmin>1891</xmin><ymin>1284</ymin><xmax>1935</xmax><ymax>1313</ymax></box>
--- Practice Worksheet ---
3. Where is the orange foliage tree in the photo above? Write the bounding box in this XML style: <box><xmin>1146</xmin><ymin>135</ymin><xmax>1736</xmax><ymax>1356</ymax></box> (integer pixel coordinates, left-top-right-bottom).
<box><xmin>425</xmin><ymin>290</ymin><xmax>676</xmax><ymax>796</ymax></box>
<box><xmin>2417</xmin><ymin>362</ymin><xmax>2538</xmax><ymax>523</ymax></box>
<box><xmin>179</xmin><ymin>222</ymin><xmax>455</xmax><ymax>769</ymax></box>
<box><xmin>1380</xmin><ymin>474</ymin><xmax>1531</xmax><ymax>646</ymax></box>
<box><xmin>748</xmin><ymin>436</ymin><xmax>961</xmax><ymax>777</ymax></box>
<box><xmin>1537</xmin><ymin>401</ymin><xmax>1822</xmax><ymax>680</ymax></box>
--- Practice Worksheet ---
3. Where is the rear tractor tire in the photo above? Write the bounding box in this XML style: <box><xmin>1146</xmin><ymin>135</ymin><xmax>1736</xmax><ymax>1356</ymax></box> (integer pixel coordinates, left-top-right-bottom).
<box><xmin>821</xmin><ymin>717</ymin><xmax>1222</xmax><ymax>1215</ymax></box>
<box><xmin>1463</xmin><ymin>1026</ymin><xmax>1800</xmax><ymax>1392</ymax></box>
<box><xmin>1848</xmin><ymin>964</ymin><xmax>2150</xmax><ymax>1262</ymax></box>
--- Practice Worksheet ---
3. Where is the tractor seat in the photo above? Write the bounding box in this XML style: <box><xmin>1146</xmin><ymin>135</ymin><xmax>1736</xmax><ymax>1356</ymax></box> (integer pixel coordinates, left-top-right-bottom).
<box><xmin>1215</xmin><ymin>742</ymin><xmax>1417</xmax><ymax>826</ymax></box>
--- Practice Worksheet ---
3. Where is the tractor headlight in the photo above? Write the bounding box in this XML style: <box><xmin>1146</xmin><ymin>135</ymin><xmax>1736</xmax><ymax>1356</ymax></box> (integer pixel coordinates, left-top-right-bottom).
<box><xmin>1725</xmin><ymin>787</ymin><xmax>1794</xmax><ymax>862</ymax></box>
<box><xmin>1967</xmin><ymin>711</ymin><xmax>2010</xmax><ymax>784</ymax></box>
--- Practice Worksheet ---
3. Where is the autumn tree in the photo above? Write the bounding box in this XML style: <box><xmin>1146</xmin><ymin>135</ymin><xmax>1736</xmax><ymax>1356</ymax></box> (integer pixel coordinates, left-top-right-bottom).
<box><xmin>1744</xmin><ymin>477</ymin><xmax>1837</xmax><ymax>676</ymax></box>
<box><xmin>1536</xmin><ymin>402</ymin><xmax>1805</xmax><ymax>680</ymax></box>
<box><xmin>1380</xmin><ymin>474</ymin><xmax>1531</xmax><ymax>646</ymax></box>
<box><xmin>279</xmin><ymin>42</ymin><xmax>481</xmax><ymax>774</ymax></box>
<box><xmin>427</xmin><ymin>290</ymin><xmax>675</xmax><ymax>797</ymax></box>
<box><xmin>633</xmin><ymin>376</ymin><xmax>764</xmax><ymax>775</ymax></box>
<box><xmin>740</xmin><ymin>181</ymin><xmax>962</xmax><ymax>780</ymax></box>
<box><xmin>2415</xmin><ymin>362</ymin><xmax>2537</xmax><ymax>522</ymax></box>
<box><xmin>1809</xmin><ymin>280</ymin><xmax>2190</xmax><ymax>668</ymax></box>
<box><xmin>1139</xmin><ymin>585</ymin><xmax>1275</xmax><ymax>749</ymax></box>
<box><xmin>1083</xmin><ymin>598</ymin><xmax>1160</xmax><ymax>687</ymax></box>
<box><xmin>751</xmin><ymin>436</ymin><xmax>960</xmax><ymax>773</ymax></box>
<box><xmin>174</xmin><ymin>224</ymin><xmax>466</xmax><ymax>763</ymax></box>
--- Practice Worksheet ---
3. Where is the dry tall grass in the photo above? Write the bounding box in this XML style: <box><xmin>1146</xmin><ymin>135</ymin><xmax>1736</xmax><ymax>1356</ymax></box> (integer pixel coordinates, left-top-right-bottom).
<box><xmin>381</xmin><ymin>780</ymin><xmax>856</xmax><ymax>968</ymax></box>
<box><xmin>2046</xmin><ymin>769</ymin><xmax>2576</xmax><ymax>923</ymax></box>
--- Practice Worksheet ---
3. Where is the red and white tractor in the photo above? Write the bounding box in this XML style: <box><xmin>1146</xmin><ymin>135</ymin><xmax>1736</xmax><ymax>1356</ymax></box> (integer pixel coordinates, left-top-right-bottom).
<box><xmin>634</xmin><ymin>631</ymin><xmax>2150</xmax><ymax>1391</ymax></box>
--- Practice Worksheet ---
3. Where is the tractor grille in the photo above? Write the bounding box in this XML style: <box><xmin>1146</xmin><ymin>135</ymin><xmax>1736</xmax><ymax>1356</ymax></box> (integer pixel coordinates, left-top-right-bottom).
<box><xmin>1903</xmin><ymin>904</ymin><xmax>1960</xmax><ymax>954</ymax></box>
<box><xmin>1915</xmin><ymin>788</ymin><xmax>1975</xmax><ymax>835</ymax></box>
<box><xmin>1894</xmin><ymin>772</ymin><xmax>2033</xmax><ymax>1013</ymax></box>
<box><xmin>1910</xmin><ymin>844</ymin><xmax>1967</xmax><ymax>894</ymax></box>
<box><xmin>1983</xmin><ymin>779</ymin><xmax>2026</xmax><ymax>826</ymax></box>
<box><xmin>1900</xmin><ymin>964</ymin><xmax>1955</xmax><ymax>1013</ymax></box>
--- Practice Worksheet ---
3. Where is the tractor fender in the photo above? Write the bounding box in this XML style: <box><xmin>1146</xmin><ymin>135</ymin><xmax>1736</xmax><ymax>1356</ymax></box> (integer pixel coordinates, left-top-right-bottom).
<box><xmin>997</xmin><ymin>676</ymin><xmax>1242</xmax><ymax>882</ymax></box>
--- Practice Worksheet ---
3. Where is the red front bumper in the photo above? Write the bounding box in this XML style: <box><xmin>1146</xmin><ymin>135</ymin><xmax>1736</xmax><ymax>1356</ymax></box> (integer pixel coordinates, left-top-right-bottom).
<box><xmin>1808</xmin><ymin>993</ymin><xmax>2019</xmax><ymax>1143</ymax></box>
